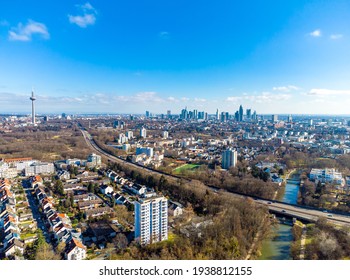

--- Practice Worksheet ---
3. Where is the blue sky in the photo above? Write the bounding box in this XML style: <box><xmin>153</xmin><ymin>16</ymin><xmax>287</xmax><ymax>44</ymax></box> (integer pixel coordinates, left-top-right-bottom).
<box><xmin>1</xmin><ymin>0</ymin><xmax>350</xmax><ymax>115</ymax></box>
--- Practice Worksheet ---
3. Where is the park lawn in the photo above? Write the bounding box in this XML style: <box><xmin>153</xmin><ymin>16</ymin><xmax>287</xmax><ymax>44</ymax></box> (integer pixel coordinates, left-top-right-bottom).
<box><xmin>173</xmin><ymin>164</ymin><xmax>201</xmax><ymax>174</ymax></box>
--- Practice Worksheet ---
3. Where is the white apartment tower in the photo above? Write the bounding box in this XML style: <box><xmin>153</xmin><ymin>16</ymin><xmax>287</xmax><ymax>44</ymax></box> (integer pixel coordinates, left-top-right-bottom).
<box><xmin>140</xmin><ymin>127</ymin><xmax>147</xmax><ymax>138</ymax></box>
<box><xmin>221</xmin><ymin>149</ymin><xmax>237</xmax><ymax>169</ymax></box>
<box><xmin>134</xmin><ymin>196</ymin><xmax>168</xmax><ymax>245</ymax></box>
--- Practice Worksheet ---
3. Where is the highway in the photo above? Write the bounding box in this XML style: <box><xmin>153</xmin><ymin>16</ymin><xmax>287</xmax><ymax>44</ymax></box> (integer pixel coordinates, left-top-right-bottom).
<box><xmin>79</xmin><ymin>126</ymin><xmax>350</xmax><ymax>227</ymax></box>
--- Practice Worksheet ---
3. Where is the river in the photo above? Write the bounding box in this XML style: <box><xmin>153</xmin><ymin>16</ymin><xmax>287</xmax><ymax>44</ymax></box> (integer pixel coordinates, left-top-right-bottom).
<box><xmin>258</xmin><ymin>178</ymin><xmax>300</xmax><ymax>260</ymax></box>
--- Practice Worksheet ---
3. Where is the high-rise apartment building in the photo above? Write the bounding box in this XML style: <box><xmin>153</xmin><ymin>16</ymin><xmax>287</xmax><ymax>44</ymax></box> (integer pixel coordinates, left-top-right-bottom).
<box><xmin>134</xmin><ymin>196</ymin><xmax>168</xmax><ymax>245</ymax></box>
<box><xmin>87</xmin><ymin>153</ymin><xmax>102</xmax><ymax>167</ymax></box>
<box><xmin>221</xmin><ymin>149</ymin><xmax>237</xmax><ymax>169</ymax></box>
<box><xmin>140</xmin><ymin>127</ymin><xmax>147</xmax><ymax>138</ymax></box>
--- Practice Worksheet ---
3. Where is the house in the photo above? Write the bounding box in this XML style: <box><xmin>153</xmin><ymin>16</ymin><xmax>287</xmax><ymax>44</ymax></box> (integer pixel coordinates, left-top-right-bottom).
<box><xmin>57</xmin><ymin>170</ymin><xmax>70</xmax><ymax>181</ymax></box>
<box><xmin>168</xmin><ymin>201</ymin><xmax>184</xmax><ymax>217</ymax></box>
<box><xmin>88</xmin><ymin>221</ymin><xmax>118</xmax><ymax>242</ymax></box>
<box><xmin>65</xmin><ymin>238</ymin><xmax>86</xmax><ymax>260</ymax></box>
<box><xmin>114</xmin><ymin>194</ymin><xmax>128</xmax><ymax>205</ymax></box>
<box><xmin>85</xmin><ymin>207</ymin><xmax>114</xmax><ymax>219</ymax></box>
<box><xmin>78</xmin><ymin>199</ymin><xmax>103</xmax><ymax>211</ymax></box>
<box><xmin>100</xmin><ymin>184</ymin><xmax>113</xmax><ymax>195</ymax></box>
<box><xmin>3</xmin><ymin>239</ymin><xmax>25</xmax><ymax>257</ymax></box>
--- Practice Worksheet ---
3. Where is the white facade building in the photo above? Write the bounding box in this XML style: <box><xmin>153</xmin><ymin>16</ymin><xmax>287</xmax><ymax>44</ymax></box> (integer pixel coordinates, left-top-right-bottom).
<box><xmin>134</xmin><ymin>196</ymin><xmax>168</xmax><ymax>245</ymax></box>
<box><xmin>221</xmin><ymin>149</ymin><xmax>237</xmax><ymax>169</ymax></box>
<box><xmin>162</xmin><ymin>131</ymin><xmax>169</xmax><ymax>139</ymax></box>
<box><xmin>25</xmin><ymin>162</ymin><xmax>55</xmax><ymax>176</ymax></box>
<box><xmin>87</xmin><ymin>153</ymin><xmax>102</xmax><ymax>167</ymax></box>
<box><xmin>309</xmin><ymin>168</ymin><xmax>343</xmax><ymax>185</ymax></box>
<box><xmin>126</xmin><ymin>131</ymin><xmax>133</xmax><ymax>140</ymax></box>
<box><xmin>140</xmin><ymin>127</ymin><xmax>147</xmax><ymax>138</ymax></box>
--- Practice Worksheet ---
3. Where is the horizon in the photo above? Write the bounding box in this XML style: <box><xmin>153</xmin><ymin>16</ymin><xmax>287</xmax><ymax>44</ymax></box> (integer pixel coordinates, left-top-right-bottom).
<box><xmin>1</xmin><ymin>1</ymin><xmax>350</xmax><ymax>114</ymax></box>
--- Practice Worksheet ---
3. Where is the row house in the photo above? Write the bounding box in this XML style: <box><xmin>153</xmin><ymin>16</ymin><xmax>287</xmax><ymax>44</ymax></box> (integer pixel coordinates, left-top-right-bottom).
<box><xmin>0</xmin><ymin>179</ymin><xmax>23</xmax><ymax>258</ymax></box>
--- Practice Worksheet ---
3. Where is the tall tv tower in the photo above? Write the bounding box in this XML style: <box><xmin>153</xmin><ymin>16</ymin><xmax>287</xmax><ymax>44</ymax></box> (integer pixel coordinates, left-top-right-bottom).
<box><xmin>30</xmin><ymin>89</ymin><xmax>36</xmax><ymax>125</ymax></box>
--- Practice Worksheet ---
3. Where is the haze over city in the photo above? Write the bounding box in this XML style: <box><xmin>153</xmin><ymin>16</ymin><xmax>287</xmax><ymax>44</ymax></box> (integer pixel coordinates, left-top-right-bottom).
<box><xmin>1</xmin><ymin>0</ymin><xmax>350</xmax><ymax>114</ymax></box>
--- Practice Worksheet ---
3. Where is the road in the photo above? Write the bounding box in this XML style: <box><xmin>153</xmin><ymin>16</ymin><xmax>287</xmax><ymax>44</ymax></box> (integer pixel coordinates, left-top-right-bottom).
<box><xmin>22</xmin><ymin>180</ymin><xmax>51</xmax><ymax>243</ymax></box>
<box><xmin>79</xmin><ymin>126</ymin><xmax>350</xmax><ymax>227</ymax></box>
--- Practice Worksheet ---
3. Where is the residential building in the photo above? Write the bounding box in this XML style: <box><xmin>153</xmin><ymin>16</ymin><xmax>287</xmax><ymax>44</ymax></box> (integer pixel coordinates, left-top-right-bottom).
<box><xmin>221</xmin><ymin>149</ymin><xmax>237</xmax><ymax>169</ymax></box>
<box><xmin>162</xmin><ymin>131</ymin><xmax>169</xmax><ymax>139</ymax></box>
<box><xmin>126</xmin><ymin>131</ymin><xmax>133</xmax><ymax>139</ymax></box>
<box><xmin>136</xmin><ymin>147</ymin><xmax>154</xmax><ymax>158</ymax></box>
<box><xmin>134</xmin><ymin>196</ymin><xmax>168</xmax><ymax>245</ymax></box>
<box><xmin>65</xmin><ymin>238</ymin><xmax>86</xmax><ymax>260</ymax></box>
<box><xmin>86</xmin><ymin>153</ymin><xmax>101</xmax><ymax>168</ymax></box>
<box><xmin>25</xmin><ymin>162</ymin><xmax>55</xmax><ymax>176</ymax></box>
<box><xmin>140</xmin><ymin>127</ymin><xmax>147</xmax><ymax>138</ymax></box>
<box><xmin>309</xmin><ymin>168</ymin><xmax>343</xmax><ymax>185</ymax></box>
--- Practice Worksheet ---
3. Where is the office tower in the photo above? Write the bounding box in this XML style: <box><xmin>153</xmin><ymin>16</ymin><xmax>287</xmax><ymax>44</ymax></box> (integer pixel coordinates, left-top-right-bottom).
<box><xmin>252</xmin><ymin>110</ymin><xmax>257</xmax><ymax>120</ymax></box>
<box><xmin>181</xmin><ymin>108</ymin><xmax>188</xmax><ymax>119</ymax></box>
<box><xmin>287</xmin><ymin>115</ymin><xmax>292</xmax><ymax>123</ymax></box>
<box><xmin>134</xmin><ymin>196</ymin><xmax>168</xmax><ymax>245</ymax></box>
<box><xmin>272</xmin><ymin>114</ymin><xmax>278</xmax><ymax>122</ymax></box>
<box><xmin>225</xmin><ymin>112</ymin><xmax>229</xmax><ymax>121</ymax></box>
<box><xmin>146</xmin><ymin>111</ymin><xmax>150</xmax><ymax>118</ymax></box>
<box><xmin>216</xmin><ymin>109</ymin><xmax>220</xmax><ymax>120</ymax></box>
<box><xmin>114</xmin><ymin>120</ymin><xmax>125</xmax><ymax>129</ymax></box>
<box><xmin>234</xmin><ymin>111</ymin><xmax>239</xmax><ymax>121</ymax></box>
<box><xmin>140</xmin><ymin>127</ymin><xmax>147</xmax><ymax>138</ymax></box>
<box><xmin>30</xmin><ymin>90</ymin><xmax>36</xmax><ymax>125</ymax></box>
<box><xmin>167</xmin><ymin>110</ymin><xmax>171</xmax><ymax>116</ymax></box>
<box><xmin>246</xmin><ymin>109</ymin><xmax>252</xmax><ymax>119</ymax></box>
<box><xmin>239</xmin><ymin>105</ymin><xmax>243</xmax><ymax>121</ymax></box>
<box><xmin>220</xmin><ymin>112</ymin><xmax>226</xmax><ymax>122</ymax></box>
<box><xmin>221</xmin><ymin>149</ymin><xmax>237</xmax><ymax>169</ymax></box>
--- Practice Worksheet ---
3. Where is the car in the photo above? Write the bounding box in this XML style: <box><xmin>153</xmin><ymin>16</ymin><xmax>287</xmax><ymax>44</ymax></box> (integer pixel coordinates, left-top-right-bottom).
<box><xmin>327</xmin><ymin>214</ymin><xmax>333</xmax><ymax>217</ymax></box>
<box><xmin>267</xmin><ymin>202</ymin><xmax>272</xmax><ymax>204</ymax></box>
<box><xmin>281</xmin><ymin>210</ymin><xmax>286</xmax><ymax>213</ymax></box>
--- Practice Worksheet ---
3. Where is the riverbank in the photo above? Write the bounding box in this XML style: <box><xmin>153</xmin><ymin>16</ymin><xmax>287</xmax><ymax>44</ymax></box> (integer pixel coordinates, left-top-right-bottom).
<box><xmin>259</xmin><ymin>173</ymin><xmax>301</xmax><ymax>259</ymax></box>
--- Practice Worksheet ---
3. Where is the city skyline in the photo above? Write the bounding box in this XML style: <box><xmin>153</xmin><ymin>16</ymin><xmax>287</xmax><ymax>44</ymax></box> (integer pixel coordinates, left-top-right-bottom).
<box><xmin>1</xmin><ymin>1</ymin><xmax>350</xmax><ymax>114</ymax></box>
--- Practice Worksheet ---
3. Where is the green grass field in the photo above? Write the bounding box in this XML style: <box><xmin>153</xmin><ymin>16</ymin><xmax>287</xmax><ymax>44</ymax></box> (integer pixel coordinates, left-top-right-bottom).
<box><xmin>173</xmin><ymin>164</ymin><xmax>200</xmax><ymax>174</ymax></box>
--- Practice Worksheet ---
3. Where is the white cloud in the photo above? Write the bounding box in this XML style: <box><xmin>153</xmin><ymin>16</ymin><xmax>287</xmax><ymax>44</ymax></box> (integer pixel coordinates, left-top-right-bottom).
<box><xmin>181</xmin><ymin>97</ymin><xmax>190</xmax><ymax>101</ymax></box>
<box><xmin>273</xmin><ymin>85</ymin><xmax>300</xmax><ymax>92</ymax></box>
<box><xmin>68</xmin><ymin>2</ymin><xmax>97</xmax><ymax>28</ymax></box>
<box><xmin>159</xmin><ymin>31</ymin><xmax>170</xmax><ymax>39</ymax></box>
<box><xmin>330</xmin><ymin>34</ymin><xmax>343</xmax><ymax>40</ymax></box>
<box><xmin>226</xmin><ymin>92</ymin><xmax>291</xmax><ymax>104</ymax></box>
<box><xmin>194</xmin><ymin>98</ymin><xmax>206</xmax><ymax>102</ymax></box>
<box><xmin>308</xmin><ymin>88</ymin><xmax>350</xmax><ymax>96</ymax></box>
<box><xmin>8</xmin><ymin>20</ymin><xmax>49</xmax><ymax>41</ymax></box>
<box><xmin>309</xmin><ymin>29</ymin><xmax>322</xmax><ymax>37</ymax></box>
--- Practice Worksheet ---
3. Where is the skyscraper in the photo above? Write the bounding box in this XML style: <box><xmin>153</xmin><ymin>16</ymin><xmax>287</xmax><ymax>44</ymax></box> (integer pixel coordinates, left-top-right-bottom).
<box><xmin>216</xmin><ymin>109</ymin><xmax>220</xmax><ymax>120</ymax></box>
<box><xmin>134</xmin><ymin>196</ymin><xmax>168</xmax><ymax>245</ymax></box>
<box><xmin>29</xmin><ymin>90</ymin><xmax>36</xmax><ymax>125</ymax></box>
<box><xmin>272</xmin><ymin>114</ymin><xmax>278</xmax><ymax>122</ymax></box>
<box><xmin>221</xmin><ymin>149</ymin><xmax>237</xmax><ymax>169</ymax></box>
<box><xmin>239</xmin><ymin>105</ymin><xmax>243</xmax><ymax>122</ymax></box>
<box><xmin>246</xmin><ymin>109</ymin><xmax>252</xmax><ymax>119</ymax></box>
